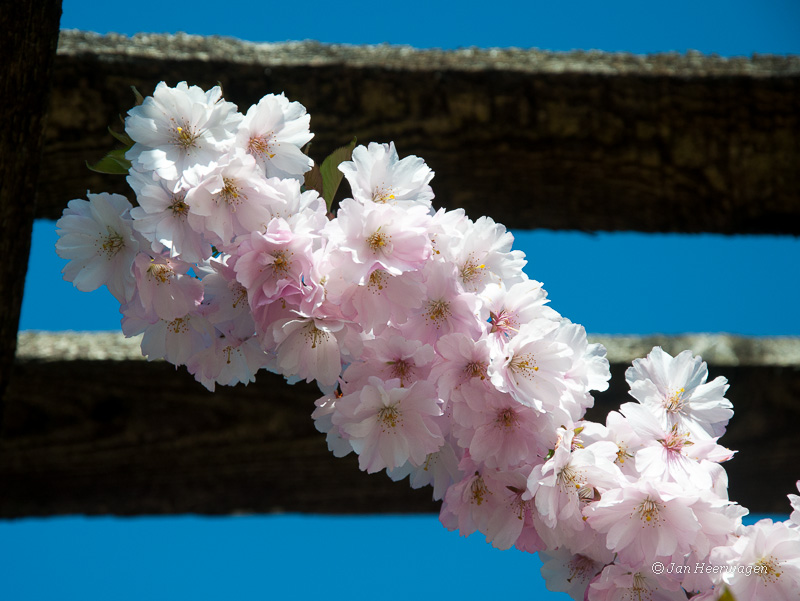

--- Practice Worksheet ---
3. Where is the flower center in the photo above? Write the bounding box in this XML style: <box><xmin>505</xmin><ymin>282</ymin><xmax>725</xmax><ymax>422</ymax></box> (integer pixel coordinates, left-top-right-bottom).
<box><xmin>169</xmin><ymin>194</ymin><xmax>189</xmax><ymax>218</ymax></box>
<box><xmin>459</xmin><ymin>257</ymin><xmax>486</xmax><ymax>285</ymax></box>
<box><xmin>470</xmin><ymin>473</ymin><xmax>491</xmax><ymax>505</ymax></box>
<box><xmin>173</xmin><ymin>124</ymin><xmax>200</xmax><ymax>149</ymax></box>
<box><xmin>496</xmin><ymin>407</ymin><xmax>518</xmax><ymax>429</ymax></box>
<box><xmin>248</xmin><ymin>134</ymin><xmax>275</xmax><ymax>159</ymax></box>
<box><xmin>660</xmin><ymin>425</ymin><xmax>693</xmax><ymax>454</ymax></box>
<box><xmin>508</xmin><ymin>353</ymin><xmax>539</xmax><ymax>379</ymax></box>
<box><xmin>636</xmin><ymin>497</ymin><xmax>662</xmax><ymax>524</ymax></box>
<box><xmin>146</xmin><ymin>263</ymin><xmax>174</xmax><ymax>284</ymax></box>
<box><xmin>664</xmin><ymin>387</ymin><xmax>686</xmax><ymax>413</ymax></box>
<box><xmin>100</xmin><ymin>228</ymin><xmax>125</xmax><ymax>258</ymax></box>
<box><xmin>754</xmin><ymin>555</ymin><xmax>782</xmax><ymax>584</ymax></box>
<box><xmin>425</xmin><ymin>299</ymin><xmax>452</xmax><ymax>327</ymax></box>
<box><xmin>630</xmin><ymin>573</ymin><xmax>651</xmax><ymax>599</ymax></box>
<box><xmin>386</xmin><ymin>359</ymin><xmax>413</xmax><ymax>386</ymax></box>
<box><xmin>372</xmin><ymin>186</ymin><xmax>395</xmax><ymax>203</ymax></box>
<box><xmin>167</xmin><ymin>317</ymin><xmax>189</xmax><ymax>334</ymax></box>
<box><xmin>489</xmin><ymin>308</ymin><xmax>518</xmax><ymax>337</ymax></box>
<box><xmin>219</xmin><ymin>177</ymin><xmax>244</xmax><ymax>207</ymax></box>
<box><xmin>303</xmin><ymin>324</ymin><xmax>330</xmax><ymax>349</ymax></box>
<box><xmin>464</xmin><ymin>360</ymin><xmax>487</xmax><ymax>380</ymax></box>
<box><xmin>422</xmin><ymin>452</ymin><xmax>438</xmax><ymax>472</ymax></box>
<box><xmin>271</xmin><ymin>250</ymin><xmax>291</xmax><ymax>276</ymax></box>
<box><xmin>616</xmin><ymin>442</ymin><xmax>633</xmax><ymax>465</ymax></box>
<box><xmin>378</xmin><ymin>404</ymin><xmax>401</xmax><ymax>430</ymax></box>
<box><xmin>557</xmin><ymin>463</ymin><xmax>585</xmax><ymax>492</ymax></box>
<box><xmin>366</xmin><ymin>229</ymin><xmax>389</xmax><ymax>252</ymax></box>
<box><xmin>230</xmin><ymin>282</ymin><xmax>248</xmax><ymax>309</ymax></box>
<box><xmin>367</xmin><ymin>269</ymin><xmax>387</xmax><ymax>291</ymax></box>
<box><xmin>566</xmin><ymin>555</ymin><xmax>597</xmax><ymax>584</ymax></box>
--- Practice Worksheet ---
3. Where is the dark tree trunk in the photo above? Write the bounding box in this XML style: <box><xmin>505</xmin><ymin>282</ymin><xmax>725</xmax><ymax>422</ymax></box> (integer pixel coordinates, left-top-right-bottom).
<box><xmin>0</xmin><ymin>2</ymin><xmax>62</xmax><ymax>401</ymax></box>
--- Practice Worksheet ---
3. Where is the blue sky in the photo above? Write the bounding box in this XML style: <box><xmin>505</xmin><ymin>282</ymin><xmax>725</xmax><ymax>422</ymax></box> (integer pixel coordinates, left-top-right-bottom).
<box><xmin>22</xmin><ymin>224</ymin><xmax>800</xmax><ymax>336</ymax></box>
<box><xmin>60</xmin><ymin>0</ymin><xmax>800</xmax><ymax>55</ymax></box>
<box><xmin>5</xmin><ymin>2</ymin><xmax>799</xmax><ymax>600</ymax></box>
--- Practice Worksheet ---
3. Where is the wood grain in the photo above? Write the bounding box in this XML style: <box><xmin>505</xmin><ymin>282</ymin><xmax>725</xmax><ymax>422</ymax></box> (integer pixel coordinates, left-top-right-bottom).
<box><xmin>3</xmin><ymin>333</ymin><xmax>799</xmax><ymax>516</ymax></box>
<box><xmin>38</xmin><ymin>31</ymin><xmax>800</xmax><ymax>234</ymax></box>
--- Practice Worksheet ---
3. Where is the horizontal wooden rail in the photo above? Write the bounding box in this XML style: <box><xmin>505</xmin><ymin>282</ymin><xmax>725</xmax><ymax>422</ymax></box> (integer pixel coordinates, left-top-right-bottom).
<box><xmin>37</xmin><ymin>31</ymin><xmax>800</xmax><ymax>234</ymax></box>
<box><xmin>2</xmin><ymin>332</ymin><xmax>798</xmax><ymax>517</ymax></box>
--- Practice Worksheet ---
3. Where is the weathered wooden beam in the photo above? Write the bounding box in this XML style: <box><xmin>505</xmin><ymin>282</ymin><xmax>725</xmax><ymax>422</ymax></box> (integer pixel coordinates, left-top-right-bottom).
<box><xmin>3</xmin><ymin>332</ymin><xmax>798</xmax><ymax>517</ymax></box>
<box><xmin>38</xmin><ymin>31</ymin><xmax>800</xmax><ymax>234</ymax></box>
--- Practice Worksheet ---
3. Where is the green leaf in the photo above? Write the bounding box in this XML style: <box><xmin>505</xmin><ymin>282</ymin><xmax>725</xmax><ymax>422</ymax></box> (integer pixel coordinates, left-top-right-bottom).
<box><xmin>108</xmin><ymin>126</ymin><xmax>134</xmax><ymax>148</ymax></box>
<box><xmin>320</xmin><ymin>137</ymin><xmax>357</xmax><ymax>212</ymax></box>
<box><xmin>717</xmin><ymin>588</ymin><xmax>737</xmax><ymax>601</ymax></box>
<box><xmin>304</xmin><ymin>164</ymin><xmax>324</xmax><ymax>198</ymax></box>
<box><xmin>86</xmin><ymin>149</ymin><xmax>131</xmax><ymax>175</ymax></box>
<box><xmin>131</xmin><ymin>85</ymin><xmax>145</xmax><ymax>106</ymax></box>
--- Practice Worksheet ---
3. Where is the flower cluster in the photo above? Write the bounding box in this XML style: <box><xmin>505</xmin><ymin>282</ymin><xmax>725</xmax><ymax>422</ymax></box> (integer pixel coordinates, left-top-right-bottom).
<box><xmin>56</xmin><ymin>82</ymin><xmax>800</xmax><ymax>601</ymax></box>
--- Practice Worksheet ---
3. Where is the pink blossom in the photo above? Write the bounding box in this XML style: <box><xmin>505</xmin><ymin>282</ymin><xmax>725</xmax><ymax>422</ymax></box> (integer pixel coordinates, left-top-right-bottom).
<box><xmin>128</xmin><ymin>169</ymin><xmax>212</xmax><ymax>263</ymax></box>
<box><xmin>482</xmin><ymin>466</ymin><xmax>539</xmax><ymax>550</ymax></box>
<box><xmin>442</xmin><ymin>215</ymin><xmax>527</xmax><ymax>293</ymax></box>
<box><xmin>186</xmin><ymin>332</ymin><xmax>269</xmax><ymax>391</ymax></box>
<box><xmin>451</xmin><ymin>388</ymin><xmax>546</xmax><ymax>470</ymax></box>
<box><xmin>311</xmin><ymin>395</ymin><xmax>355</xmax><ymax>459</ymax></box>
<box><xmin>439</xmin><ymin>454</ymin><xmax>499</xmax><ymax>538</ymax></box>
<box><xmin>326</xmin><ymin>266</ymin><xmax>425</xmax><ymax>334</ymax></box>
<box><xmin>399</xmin><ymin>261</ymin><xmax>483</xmax><ymax>345</ymax></box>
<box><xmin>131</xmin><ymin>252</ymin><xmax>204</xmax><ymax>321</ymax></box>
<box><xmin>232</xmin><ymin>219</ymin><xmax>316</xmax><ymax>310</ymax></box>
<box><xmin>339</xmin><ymin>142</ymin><xmax>434</xmax><ymax>208</ymax></box>
<box><xmin>482</xmin><ymin>279</ymin><xmax>561</xmax><ymax>343</ymax></box>
<box><xmin>235</xmin><ymin>93</ymin><xmax>313</xmax><ymax>180</ymax></box>
<box><xmin>588</xmin><ymin>563</ymin><xmax>688</xmax><ymax>601</ymax></box>
<box><xmin>585</xmin><ymin>478</ymin><xmax>701</xmax><ymax>566</ymax></box>
<box><xmin>626</xmin><ymin>346</ymin><xmax>733</xmax><ymax>440</ymax></box>
<box><xmin>342</xmin><ymin>332</ymin><xmax>435</xmax><ymax>390</ymax></box>
<box><xmin>553</xmin><ymin>319</ymin><xmax>611</xmax><ymax>419</ymax></box>
<box><xmin>789</xmin><ymin>481</ymin><xmax>800</xmax><ymax>527</ymax></box>
<box><xmin>125</xmin><ymin>81</ymin><xmax>241</xmax><ymax>181</ymax></box>
<box><xmin>429</xmin><ymin>332</ymin><xmax>494</xmax><ymax>405</ymax></box>
<box><xmin>326</xmin><ymin>198</ymin><xmax>432</xmax><ymax>284</ymax></box>
<box><xmin>55</xmin><ymin>192</ymin><xmax>140</xmax><ymax>302</ymax></box>
<box><xmin>710</xmin><ymin>519</ymin><xmax>800</xmax><ymax>601</ymax></box>
<box><xmin>620</xmin><ymin>401</ymin><xmax>733</xmax><ymax>491</ymax></box>
<box><xmin>184</xmin><ymin>151</ymin><xmax>282</xmax><ymax>246</ymax></box>
<box><xmin>539</xmin><ymin>548</ymin><xmax>606</xmax><ymax>601</ymax></box>
<box><xmin>122</xmin><ymin>302</ymin><xmax>214</xmax><ymax>367</ymax></box>
<box><xmin>387</xmin><ymin>438</ymin><xmax>462</xmax><ymax>501</ymax></box>
<box><xmin>198</xmin><ymin>255</ymin><xmax>256</xmax><ymax>340</ymax></box>
<box><xmin>527</xmin><ymin>427</ymin><xmax>621</xmax><ymax>532</ymax></box>
<box><xmin>488</xmin><ymin>319</ymin><xmax>573</xmax><ymax>411</ymax></box>
<box><xmin>332</xmin><ymin>377</ymin><xmax>444</xmax><ymax>473</ymax></box>
<box><xmin>270</xmin><ymin>313</ymin><xmax>357</xmax><ymax>387</ymax></box>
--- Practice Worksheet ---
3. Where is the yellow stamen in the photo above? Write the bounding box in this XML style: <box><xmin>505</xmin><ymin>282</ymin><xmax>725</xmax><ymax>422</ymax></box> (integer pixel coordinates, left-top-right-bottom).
<box><xmin>146</xmin><ymin>262</ymin><xmax>173</xmax><ymax>284</ymax></box>
<box><xmin>378</xmin><ymin>404</ymin><xmax>401</xmax><ymax>430</ymax></box>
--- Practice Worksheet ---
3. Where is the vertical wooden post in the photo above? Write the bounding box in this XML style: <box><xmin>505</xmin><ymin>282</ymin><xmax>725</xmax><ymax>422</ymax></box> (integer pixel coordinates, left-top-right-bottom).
<box><xmin>0</xmin><ymin>1</ymin><xmax>63</xmax><ymax>401</ymax></box>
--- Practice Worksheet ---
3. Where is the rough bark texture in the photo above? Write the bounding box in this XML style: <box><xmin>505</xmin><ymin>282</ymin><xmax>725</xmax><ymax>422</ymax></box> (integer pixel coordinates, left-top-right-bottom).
<box><xmin>3</xmin><ymin>333</ymin><xmax>799</xmax><ymax>516</ymax></box>
<box><xmin>39</xmin><ymin>31</ymin><xmax>800</xmax><ymax>234</ymax></box>
<box><xmin>0</xmin><ymin>2</ymin><xmax>62</xmax><ymax>401</ymax></box>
